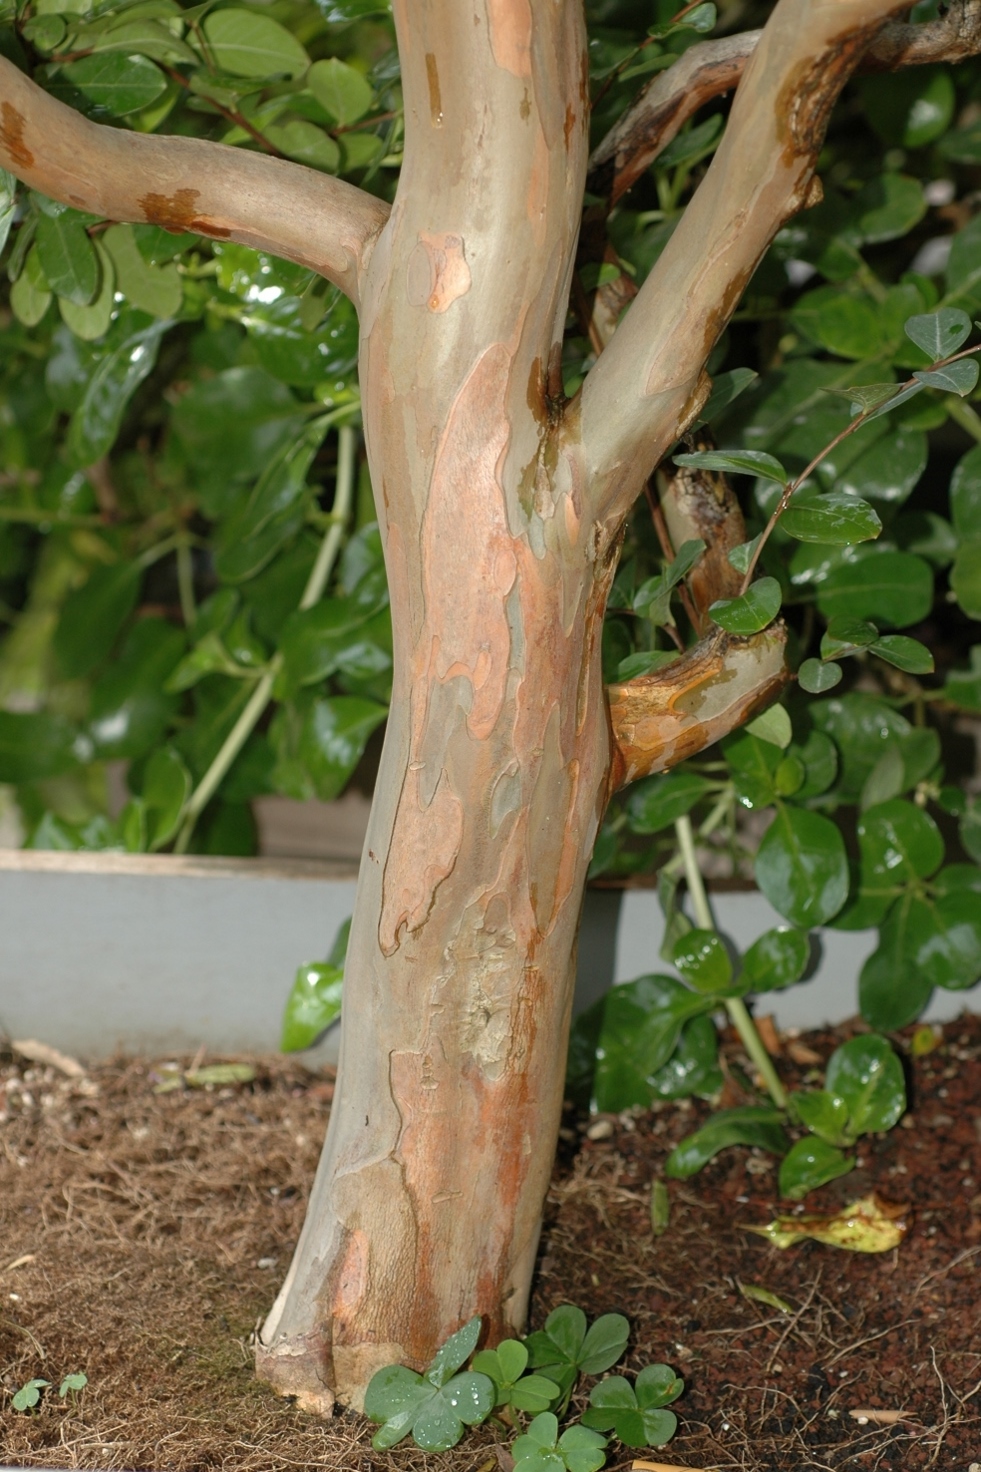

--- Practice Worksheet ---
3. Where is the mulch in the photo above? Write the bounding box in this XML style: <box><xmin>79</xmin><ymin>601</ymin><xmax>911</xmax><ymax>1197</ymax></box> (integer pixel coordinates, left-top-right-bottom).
<box><xmin>1</xmin><ymin>1014</ymin><xmax>979</xmax><ymax>1471</ymax></box>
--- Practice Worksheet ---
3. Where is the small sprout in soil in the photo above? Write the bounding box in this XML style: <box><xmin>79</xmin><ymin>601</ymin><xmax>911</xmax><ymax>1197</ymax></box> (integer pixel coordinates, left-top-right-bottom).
<box><xmin>12</xmin><ymin>1378</ymin><xmax>50</xmax><ymax>1411</ymax></box>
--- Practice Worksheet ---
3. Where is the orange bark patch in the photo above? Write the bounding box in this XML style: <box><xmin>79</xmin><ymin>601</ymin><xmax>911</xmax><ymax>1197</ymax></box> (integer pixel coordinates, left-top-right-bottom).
<box><xmin>379</xmin><ymin>767</ymin><xmax>464</xmax><ymax>955</ymax></box>
<box><xmin>138</xmin><ymin>188</ymin><xmax>231</xmax><ymax>238</ymax></box>
<box><xmin>0</xmin><ymin>103</ymin><xmax>32</xmax><ymax>169</ymax></box>
<box><xmin>405</xmin><ymin>232</ymin><xmax>472</xmax><ymax>314</ymax></box>
<box><xmin>486</xmin><ymin>0</ymin><xmax>532</xmax><ymax>78</ymax></box>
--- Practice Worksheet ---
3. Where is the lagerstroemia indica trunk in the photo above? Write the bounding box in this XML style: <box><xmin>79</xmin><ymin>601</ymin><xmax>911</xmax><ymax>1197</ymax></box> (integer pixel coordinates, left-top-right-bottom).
<box><xmin>256</xmin><ymin>1</ymin><xmax>615</xmax><ymax>1411</ymax></box>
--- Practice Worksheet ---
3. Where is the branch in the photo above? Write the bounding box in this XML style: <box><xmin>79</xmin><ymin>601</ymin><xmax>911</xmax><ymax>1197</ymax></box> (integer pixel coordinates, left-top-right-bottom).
<box><xmin>606</xmin><ymin>625</ymin><xmax>789</xmax><ymax>791</ymax></box>
<box><xmin>0</xmin><ymin>57</ymin><xmax>389</xmax><ymax>305</ymax></box>
<box><xmin>590</xmin><ymin>0</ymin><xmax>981</xmax><ymax>207</ymax></box>
<box><xmin>577</xmin><ymin>0</ymin><xmax>909</xmax><ymax>522</ymax></box>
<box><xmin>656</xmin><ymin>449</ymin><xmax>747</xmax><ymax>630</ymax></box>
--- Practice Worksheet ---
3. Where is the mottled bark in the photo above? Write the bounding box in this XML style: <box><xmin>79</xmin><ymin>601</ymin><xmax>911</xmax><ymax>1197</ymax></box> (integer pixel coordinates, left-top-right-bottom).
<box><xmin>0</xmin><ymin>0</ymin><xmax>930</xmax><ymax>1414</ymax></box>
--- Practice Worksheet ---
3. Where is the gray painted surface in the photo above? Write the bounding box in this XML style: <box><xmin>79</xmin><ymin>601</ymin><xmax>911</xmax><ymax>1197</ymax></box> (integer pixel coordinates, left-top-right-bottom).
<box><xmin>1</xmin><ymin>854</ymin><xmax>977</xmax><ymax>1068</ymax></box>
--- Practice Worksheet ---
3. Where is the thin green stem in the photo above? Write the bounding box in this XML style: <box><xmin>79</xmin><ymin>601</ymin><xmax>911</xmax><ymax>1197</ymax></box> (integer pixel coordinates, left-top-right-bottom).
<box><xmin>946</xmin><ymin>393</ymin><xmax>981</xmax><ymax>444</ymax></box>
<box><xmin>673</xmin><ymin>814</ymin><xmax>788</xmax><ymax>1109</ymax></box>
<box><xmin>176</xmin><ymin>536</ymin><xmax>196</xmax><ymax>628</ymax></box>
<box><xmin>173</xmin><ymin>425</ymin><xmax>358</xmax><ymax>854</ymax></box>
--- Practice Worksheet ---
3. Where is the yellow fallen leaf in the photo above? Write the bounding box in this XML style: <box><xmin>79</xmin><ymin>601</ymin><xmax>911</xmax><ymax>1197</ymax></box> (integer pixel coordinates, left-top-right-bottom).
<box><xmin>743</xmin><ymin>1194</ymin><xmax>908</xmax><ymax>1253</ymax></box>
<box><xmin>738</xmin><ymin>1281</ymin><xmax>794</xmax><ymax>1313</ymax></box>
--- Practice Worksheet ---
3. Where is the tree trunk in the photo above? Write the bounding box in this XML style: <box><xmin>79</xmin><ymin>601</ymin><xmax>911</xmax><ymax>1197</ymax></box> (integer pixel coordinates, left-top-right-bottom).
<box><xmin>256</xmin><ymin>0</ymin><xmax>607</xmax><ymax>1412</ymax></box>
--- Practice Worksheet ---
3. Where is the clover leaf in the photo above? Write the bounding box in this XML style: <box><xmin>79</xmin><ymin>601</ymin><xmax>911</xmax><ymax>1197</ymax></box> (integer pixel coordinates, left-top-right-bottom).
<box><xmin>472</xmin><ymin>1338</ymin><xmax>560</xmax><ymax>1413</ymax></box>
<box><xmin>364</xmin><ymin>1316</ymin><xmax>495</xmax><ymax>1452</ymax></box>
<box><xmin>524</xmin><ymin>1306</ymin><xmax>629</xmax><ymax>1399</ymax></box>
<box><xmin>581</xmin><ymin>1364</ymin><xmax>684</xmax><ymax>1448</ymax></box>
<box><xmin>512</xmin><ymin>1412</ymin><xmax>608</xmax><ymax>1472</ymax></box>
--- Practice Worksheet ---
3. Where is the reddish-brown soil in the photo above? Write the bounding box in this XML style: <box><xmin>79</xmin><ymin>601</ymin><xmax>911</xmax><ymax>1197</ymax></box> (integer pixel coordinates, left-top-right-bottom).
<box><xmin>1</xmin><ymin>1014</ymin><xmax>979</xmax><ymax>1472</ymax></box>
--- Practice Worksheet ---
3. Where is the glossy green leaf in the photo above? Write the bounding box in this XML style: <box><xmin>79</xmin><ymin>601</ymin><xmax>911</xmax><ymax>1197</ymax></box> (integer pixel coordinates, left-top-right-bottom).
<box><xmin>816</xmin><ymin>552</ymin><xmax>932</xmax><ymax>628</ymax></box>
<box><xmin>308</xmin><ymin>56</ymin><xmax>374</xmax><ymax>124</ymax></box>
<box><xmin>525</xmin><ymin>1306</ymin><xmax>629</xmax><ymax>1383</ymax></box>
<box><xmin>281</xmin><ymin>961</ymin><xmax>343</xmax><ymax>1051</ymax></box>
<box><xmin>472</xmin><ymin>1342</ymin><xmax>559</xmax><ymax>1414</ymax></box>
<box><xmin>870</xmin><ymin>634</ymin><xmax>934</xmax><ymax>674</ymax></box>
<box><xmin>201</xmin><ymin>8</ymin><xmax>309</xmax><ymax>77</ymax></box>
<box><xmin>904</xmin><ymin>307</ymin><xmax>972</xmax><ymax>359</ymax></box>
<box><xmin>591</xmin><ymin>973</ymin><xmax>715</xmax><ymax>1112</ymax></box>
<box><xmin>53</xmin><ymin>560</ymin><xmax>141</xmax><ymax>678</ymax></box>
<box><xmin>848</xmin><ymin>172</ymin><xmax>927</xmax><ymax>244</ymax></box>
<box><xmin>811</xmin><ymin>693</ymin><xmax>934</xmax><ymax>802</ymax></box>
<box><xmin>710</xmin><ymin>576</ymin><xmax>781</xmax><ymax>635</ymax></box>
<box><xmin>277</xmin><ymin>594</ymin><xmax>378</xmax><ymax>693</ymax></box>
<box><xmin>700</xmin><ymin>367</ymin><xmax>757</xmax><ymax>424</ymax></box>
<box><xmin>512</xmin><ymin>1413</ymin><xmax>608</xmax><ymax>1472</ymax></box>
<box><xmin>103</xmin><ymin>223</ymin><xmax>182</xmax><ymax>317</ymax></box>
<box><xmin>824</xmin><ymin>1033</ymin><xmax>906</xmax><ymax>1138</ymax></box>
<box><xmin>664</xmin><ymin>1106</ymin><xmax>788</xmax><ymax>1179</ymax></box>
<box><xmin>781</xmin><ymin>491</ymin><xmax>880</xmax><ymax>545</ymax></box>
<box><xmin>674</xmin><ymin>448</ymin><xmax>786</xmax><ymax>484</ymax></box>
<box><xmin>755</xmin><ymin>806</ymin><xmax>848</xmax><ymax>927</ymax></box>
<box><xmin>263</xmin><ymin>118</ymin><xmax>341</xmax><ymax>172</ymax></box>
<box><xmin>66</xmin><ymin>317</ymin><xmax>170</xmax><ymax>467</ymax></box>
<box><xmin>35</xmin><ymin>208</ymin><xmax>99</xmax><ymax>306</ymax></box>
<box><xmin>859</xmin><ymin>896</ymin><xmax>934</xmax><ymax>1029</ymax></box>
<box><xmin>860</xmin><ymin>67</ymin><xmax>954</xmax><ymax>148</ymax></box>
<box><xmin>62</xmin><ymin>51</ymin><xmax>167</xmax><ymax>115</ymax></box>
<box><xmin>59</xmin><ymin>240</ymin><xmax>115</xmax><ymax>341</ymax></box>
<box><xmin>820</xmin><ymin>615</ymin><xmax>878</xmax><ymax>658</ymax></box>
<box><xmin>858</xmin><ymin>798</ymin><xmax>944</xmax><ymax>890</ymax></box>
<box><xmin>271</xmin><ymin>693</ymin><xmax>387</xmax><ymax>803</ymax></box>
<box><xmin>741</xmin><ymin>926</ymin><xmax>810</xmax><ymax>994</ymax></box>
<box><xmin>0</xmin><ymin>711</ymin><xmax>80</xmax><ymax>783</ymax></box>
<box><xmin>778</xmin><ymin>1137</ymin><xmax>853</xmax><ymax>1200</ymax></box>
<box><xmin>0</xmin><ymin>167</ymin><xmax>17</xmax><ymax>258</ymax></box>
<box><xmin>746</xmin><ymin>703</ymin><xmax>792</xmax><ymax>750</ymax></box>
<box><xmin>625</xmin><ymin>770</ymin><xmax>713</xmax><ymax>834</ymax></box>
<box><xmin>798</xmin><ymin>658</ymin><xmax>842</xmax><ymax>693</ymax></box>
<box><xmin>946</xmin><ymin>213</ymin><xmax>981</xmax><ymax>314</ymax></box>
<box><xmin>672</xmin><ymin>928</ymin><xmax>732</xmax><ymax>995</ymax></box>
<box><xmin>834</xmin><ymin>423</ymin><xmax>927</xmax><ymax>504</ymax></box>
<box><xmin>643</xmin><ymin>1014</ymin><xmax>722</xmax><ymax>1100</ymax></box>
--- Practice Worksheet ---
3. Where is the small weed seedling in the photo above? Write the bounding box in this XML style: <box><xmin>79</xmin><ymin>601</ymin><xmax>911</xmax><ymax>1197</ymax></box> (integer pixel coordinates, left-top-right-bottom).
<box><xmin>11</xmin><ymin>1371</ymin><xmax>87</xmax><ymax>1412</ymax></box>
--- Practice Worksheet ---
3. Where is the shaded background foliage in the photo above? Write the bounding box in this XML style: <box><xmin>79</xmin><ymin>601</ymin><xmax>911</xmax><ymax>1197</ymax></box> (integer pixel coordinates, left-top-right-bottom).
<box><xmin>2</xmin><ymin>0</ymin><xmax>981</xmax><ymax>1046</ymax></box>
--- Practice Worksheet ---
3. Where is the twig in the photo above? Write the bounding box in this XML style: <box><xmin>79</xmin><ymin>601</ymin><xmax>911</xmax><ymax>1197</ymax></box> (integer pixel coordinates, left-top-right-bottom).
<box><xmin>913</xmin><ymin>1243</ymin><xmax>981</xmax><ymax>1294</ymax></box>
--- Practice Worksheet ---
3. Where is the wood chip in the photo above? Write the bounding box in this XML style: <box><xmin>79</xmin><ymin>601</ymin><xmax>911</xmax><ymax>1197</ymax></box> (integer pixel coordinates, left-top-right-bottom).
<box><xmin>631</xmin><ymin>1462</ymin><xmax>713</xmax><ymax>1471</ymax></box>
<box><xmin>756</xmin><ymin>1013</ymin><xmax>781</xmax><ymax>1056</ymax></box>
<box><xmin>12</xmin><ymin>1039</ymin><xmax>86</xmax><ymax>1078</ymax></box>
<box><xmin>787</xmin><ymin>1040</ymin><xmax>822</xmax><ymax>1065</ymax></box>
<box><xmin>2</xmin><ymin>1253</ymin><xmax>36</xmax><ymax>1274</ymax></box>
<box><xmin>848</xmin><ymin>1407</ymin><xmax>914</xmax><ymax>1425</ymax></box>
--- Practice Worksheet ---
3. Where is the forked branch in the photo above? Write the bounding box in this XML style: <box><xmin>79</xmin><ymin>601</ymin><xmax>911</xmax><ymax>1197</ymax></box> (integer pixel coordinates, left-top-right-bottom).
<box><xmin>578</xmin><ymin>0</ymin><xmax>909</xmax><ymax>519</ymax></box>
<box><xmin>0</xmin><ymin>56</ymin><xmax>389</xmax><ymax>304</ymax></box>
<box><xmin>590</xmin><ymin>0</ymin><xmax>981</xmax><ymax>206</ymax></box>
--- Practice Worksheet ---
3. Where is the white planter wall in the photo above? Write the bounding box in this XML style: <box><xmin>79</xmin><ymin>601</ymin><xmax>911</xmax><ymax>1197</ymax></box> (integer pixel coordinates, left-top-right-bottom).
<box><xmin>1</xmin><ymin>852</ymin><xmax>977</xmax><ymax>1067</ymax></box>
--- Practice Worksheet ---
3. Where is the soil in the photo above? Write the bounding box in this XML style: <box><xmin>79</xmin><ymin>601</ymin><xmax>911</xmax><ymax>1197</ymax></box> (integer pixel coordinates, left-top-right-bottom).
<box><xmin>1</xmin><ymin>1014</ymin><xmax>979</xmax><ymax>1472</ymax></box>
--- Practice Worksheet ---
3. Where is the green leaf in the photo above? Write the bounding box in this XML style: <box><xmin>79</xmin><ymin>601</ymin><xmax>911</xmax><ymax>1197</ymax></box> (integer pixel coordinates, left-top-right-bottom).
<box><xmin>858</xmin><ymin>799</ymin><xmax>944</xmax><ymax>889</ymax></box>
<box><xmin>798</xmin><ymin>658</ymin><xmax>842</xmax><ymax>693</ymax></box>
<box><xmin>756</xmin><ymin>805</ymin><xmax>848</xmax><ymax>927</ymax></box>
<box><xmin>939</xmin><ymin>121</ymin><xmax>981</xmax><ymax>163</ymax></box>
<box><xmin>307</xmin><ymin>56</ymin><xmax>374</xmax><ymax>124</ymax></box>
<box><xmin>913</xmin><ymin>359</ymin><xmax>979</xmax><ymax>396</ymax></box>
<box><xmin>426</xmin><ymin>1315</ymin><xmax>482</xmax><ymax>1387</ymax></box>
<box><xmin>12</xmin><ymin>1379</ymin><xmax>50</xmax><ymax>1412</ymax></box>
<box><xmin>102</xmin><ymin>222</ymin><xmax>182</xmax><ymax>317</ymax></box>
<box><xmin>820</xmin><ymin>615</ymin><xmax>878</xmax><ymax>659</ymax></box>
<box><xmin>262</xmin><ymin>118</ymin><xmax>340</xmax><ymax>173</ymax></box>
<box><xmin>277</xmin><ymin>595</ymin><xmax>379</xmax><ymax>694</ymax></box>
<box><xmin>140</xmin><ymin>745</ymin><xmax>192</xmax><ymax>850</ymax></box>
<box><xmin>0</xmin><ymin>711</ymin><xmax>80</xmax><ymax>784</ymax></box>
<box><xmin>778</xmin><ymin>1137</ymin><xmax>853</xmax><ymax>1200</ymax></box>
<box><xmin>364</xmin><ymin>1349</ymin><xmax>494</xmax><ymax>1454</ymax></box>
<box><xmin>671</xmin><ymin>928</ymin><xmax>732</xmax><ymax>995</ymax></box>
<box><xmin>579</xmin><ymin>1313</ymin><xmax>631</xmax><ymax>1375</ymax></box>
<box><xmin>525</xmin><ymin>1307</ymin><xmax>628</xmax><ymax>1386</ymax></box>
<box><xmin>10</xmin><ymin>244</ymin><xmax>52</xmax><ymax>327</ymax></box>
<box><xmin>281</xmin><ymin>959</ymin><xmax>341</xmax><ymax>1053</ymax></box>
<box><xmin>849</xmin><ymin>172</ymin><xmax>927</xmax><ymax>244</ymax></box>
<box><xmin>62</xmin><ymin>51</ymin><xmax>167</xmax><ymax>115</ymax></box>
<box><xmin>859</xmin><ymin>897</ymin><xmax>934</xmax><ymax>1029</ymax></box>
<box><xmin>869</xmin><ymin>634</ymin><xmax>934</xmax><ymax>674</ymax></box>
<box><xmin>741</xmin><ymin>926</ymin><xmax>810</xmax><ymax>994</ymax></box>
<box><xmin>674</xmin><ymin>449</ymin><xmax>786</xmax><ymax>484</ymax></box>
<box><xmin>943</xmin><ymin>646</ymin><xmax>981</xmax><ymax>710</ymax></box>
<box><xmin>699</xmin><ymin>367</ymin><xmax>757</xmax><ymax>424</ymax></box>
<box><xmin>513</xmin><ymin>1413</ymin><xmax>607</xmax><ymax>1472</ymax></box>
<box><xmin>54</xmin><ymin>560</ymin><xmax>141</xmax><ymax>678</ymax></box>
<box><xmin>35</xmin><ymin>208</ymin><xmax>99</xmax><ymax>306</ymax></box>
<box><xmin>710</xmin><ymin>577</ymin><xmax>781</xmax><ymax>636</ymax></box>
<box><xmin>834</xmin><ymin>423</ymin><xmax>927</xmax><ymax>503</ymax></box>
<box><xmin>816</xmin><ymin>552</ymin><xmax>933</xmax><ymax>629</ymax></box>
<box><xmin>591</xmin><ymin>974</ymin><xmax>715</xmax><ymax>1112</ymax></box>
<box><xmin>87</xmin><ymin>618</ymin><xmax>185</xmax><ymax>759</ymax></box>
<box><xmin>824</xmin><ymin>1033</ymin><xmax>906</xmax><ymax>1139</ymax></box>
<box><xmin>625</xmin><ymin>770</ymin><xmax>713</xmax><ymax>834</ymax></box>
<box><xmin>271</xmin><ymin>693</ymin><xmax>387</xmax><ymax>803</ymax></box>
<box><xmin>58</xmin><ymin>1373</ymin><xmax>87</xmax><ymax>1396</ymax></box>
<box><xmin>745</xmin><ymin>703</ymin><xmax>792</xmax><ymax>749</ymax></box>
<box><xmin>582</xmin><ymin>1370</ymin><xmax>680</xmax><ymax>1448</ymax></box>
<box><xmin>0</xmin><ymin>166</ymin><xmax>17</xmax><ymax>257</ymax></box>
<box><xmin>904</xmin><ymin>307</ymin><xmax>972</xmax><ymax>359</ymax></box>
<box><xmin>201</xmin><ymin>8</ymin><xmax>309</xmax><ymax>77</ymax></box>
<box><xmin>811</xmin><ymin>693</ymin><xmax>934</xmax><ymax>802</ymax></box>
<box><xmin>664</xmin><ymin>1106</ymin><xmax>788</xmax><ymax>1179</ymax></box>
<box><xmin>946</xmin><ymin>213</ymin><xmax>981</xmax><ymax>314</ymax></box>
<box><xmin>67</xmin><ymin>317</ymin><xmax>170</xmax><ymax>467</ymax></box>
<box><xmin>780</xmin><ymin>491</ymin><xmax>881</xmax><ymax>546</ymax></box>
<box><xmin>59</xmin><ymin>240</ymin><xmax>115</xmax><ymax>341</ymax></box>
<box><xmin>214</xmin><ymin>416</ymin><xmax>330</xmax><ymax>582</ymax></box>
